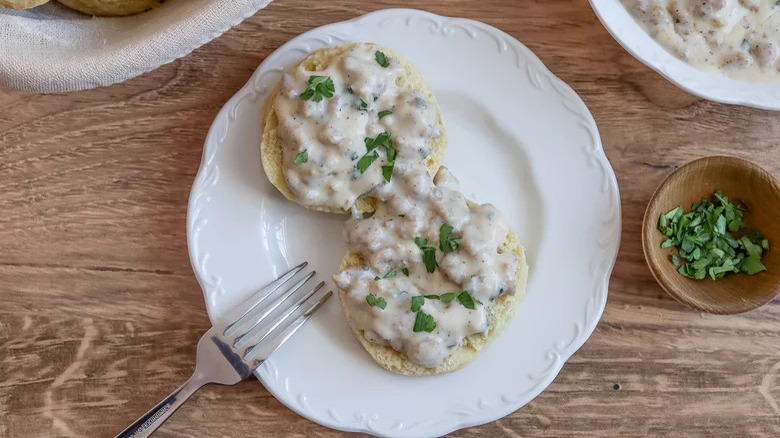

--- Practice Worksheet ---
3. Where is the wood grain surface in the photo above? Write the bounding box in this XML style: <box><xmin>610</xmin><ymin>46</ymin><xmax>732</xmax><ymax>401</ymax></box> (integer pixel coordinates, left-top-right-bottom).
<box><xmin>1</xmin><ymin>0</ymin><xmax>779</xmax><ymax>437</ymax></box>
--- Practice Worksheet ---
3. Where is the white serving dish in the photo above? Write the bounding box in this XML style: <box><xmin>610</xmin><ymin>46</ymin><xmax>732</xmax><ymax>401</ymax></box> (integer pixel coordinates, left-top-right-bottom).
<box><xmin>590</xmin><ymin>0</ymin><xmax>780</xmax><ymax>111</ymax></box>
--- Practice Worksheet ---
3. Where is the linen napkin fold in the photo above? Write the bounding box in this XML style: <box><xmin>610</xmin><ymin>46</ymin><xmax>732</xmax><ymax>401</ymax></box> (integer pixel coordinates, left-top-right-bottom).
<box><xmin>0</xmin><ymin>0</ymin><xmax>272</xmax><ymax>93</ymax></box>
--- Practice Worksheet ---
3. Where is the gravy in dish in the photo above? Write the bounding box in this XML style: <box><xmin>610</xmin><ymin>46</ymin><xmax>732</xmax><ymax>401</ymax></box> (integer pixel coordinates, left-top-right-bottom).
<box><xmin>621</xmin><ymin>0</ymin><xmax>780</xmax><ymax>82</ymax></box>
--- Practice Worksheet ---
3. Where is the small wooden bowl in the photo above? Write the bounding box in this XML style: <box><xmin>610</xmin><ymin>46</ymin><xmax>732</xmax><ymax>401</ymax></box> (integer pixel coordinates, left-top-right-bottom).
<box><xmin>642</xmin><ymin>156</ymin><xmax>780</xmax><ymax>314</ymax></box>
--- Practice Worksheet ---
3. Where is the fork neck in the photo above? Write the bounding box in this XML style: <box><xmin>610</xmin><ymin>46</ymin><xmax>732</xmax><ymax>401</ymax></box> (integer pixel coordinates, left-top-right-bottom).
<box><xmin>115</xmin><ymin>372</ymin><xmax>209</xmax><ymax>438</ymax></box>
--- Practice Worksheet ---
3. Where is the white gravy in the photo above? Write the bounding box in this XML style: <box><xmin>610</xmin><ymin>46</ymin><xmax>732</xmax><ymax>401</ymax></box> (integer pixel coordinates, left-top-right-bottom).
<box><xmin>274</xmin><ymin>44</ymin><xmax>442</xmax><ymax>211</ymax></box>
<box><xmin>333</xmin><ymin>166</ymin><xmax>519</xmax><ymax>368</ymax></box>
<box><xmin>275</xmin><ymin>43</ymin><xmax>519</xmax><ymax>369</ymax></box>
<box><xmin>621</xmin><ymin>0</ymin><xmax>780</xmax><ymax>82</ymax></box>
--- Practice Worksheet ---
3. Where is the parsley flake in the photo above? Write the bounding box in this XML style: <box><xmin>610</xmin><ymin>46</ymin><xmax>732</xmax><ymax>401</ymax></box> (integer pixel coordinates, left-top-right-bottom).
<box><xmin>382</xmin><ymin>162</ymin><xmax>395</xmax><ymax>182</ymax></box>
<box><xmin>421</xmin><ymin>247</ymin><xmax>437</xmax><ymax>273</ymax></box>
<box><xmin>413</xmin><ymin>310</ymin><xmax>436</xmax><ymax>333</ymax></box>
<box><xmin>294</xmin><ymin>150</ymin><xmax>308</xmax><ymax>164</ymax></box>
<box><xmin>365</xmin><ymin>132</ymin><xmax>392</xmax><ymax>151</ymax></box>
<box><xmin>366</xmin><ymin>294</ymin><xmax>386</xmax><ymax>310</ymax></box>
<box><xmin>385</xmin><ymin>143</ymin><xmax>396</xmax><ymax>162</ymax></box>
<box><xmin>439</xmin><ymin>223</ymin><xmax>461</xmax><ymax>253</ymax></box>
<box><xmin>457</xmin><ymin>291</ymin><xmax>476</xmax><ymax>310</ymax></box>
<box><xmin>439</xmin><ymin>292</ymin><xmax>459</xmax><ymax>303</ymax></box>
<box><xmin>378</xmin><ymin>110</ymin><xmax>393</xmax><ymax>119</ymax></box>
<box><xmin>375</xmin><ymin>50</ymin><xmax>389</xmax><ymax>68</ymax></box>
<box><xmin>356</xmin><ymin>151</ymin><xmax>378</xmax><ymax>174</ymax></box>
<box><xmin>414</xmin><ymin>237</ymin><xmax>438</xmax><ymax>273</ymax></box>
<box><xmin>358</xmin><ymin>132</ymin><xmax>395</xmax><ymax>177</ymax></box>
<box><xmin>300</xmin><ymin>75</ymin><xmax>335</xmax><ymax>102</ymax></box>
<box><xmin>411</xmin><ymin>296</ymin><xmax>424</xmax><ymax>312</ymax></box>
<box><xmin>418</xmin><ymin>292</ymin><xmax>468</xmax><ymax>307</ymax></box>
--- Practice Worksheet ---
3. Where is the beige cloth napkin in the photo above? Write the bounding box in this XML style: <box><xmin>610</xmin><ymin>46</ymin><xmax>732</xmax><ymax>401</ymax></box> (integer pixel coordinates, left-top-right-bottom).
<box><xmin>0</xmin><ymin>0</ymin><xmax>272</xmax><ymax>93</ymax></box>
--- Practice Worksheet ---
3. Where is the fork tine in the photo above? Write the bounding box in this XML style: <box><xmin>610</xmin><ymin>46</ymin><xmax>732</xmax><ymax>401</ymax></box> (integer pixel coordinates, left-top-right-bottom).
<box><xmin>244</xmin><ymin>291</ymin><xmax>332</xmax><ymax>362</ymax></box>
<box><xmin>225</xmin><ymin>270</ymin><xmax>316</xmax><ymax>338</ymax></box>
<box><xmin>234</xmin><ymin>281</ymin><xmax>325</xmax><ymax>350</ymax></box>
<box><xmin>223</xmin><ymin>262</ymin><xmax>308</xmax><ymax>337</ymax></box>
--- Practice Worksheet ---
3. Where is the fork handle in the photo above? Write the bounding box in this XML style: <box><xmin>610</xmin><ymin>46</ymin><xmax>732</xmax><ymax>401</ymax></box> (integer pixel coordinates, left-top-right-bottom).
<box><xmin>115</xmin><ymin>373</ymin><xmax>208</xmax><ymax>438</ymax></box>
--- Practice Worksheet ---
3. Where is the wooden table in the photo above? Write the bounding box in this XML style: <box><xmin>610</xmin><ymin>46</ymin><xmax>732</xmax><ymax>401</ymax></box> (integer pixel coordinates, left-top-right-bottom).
<box><xmin>1</xmin><ymin>1</ymin><xmax>779</xmax><ymax>436</ymax></box>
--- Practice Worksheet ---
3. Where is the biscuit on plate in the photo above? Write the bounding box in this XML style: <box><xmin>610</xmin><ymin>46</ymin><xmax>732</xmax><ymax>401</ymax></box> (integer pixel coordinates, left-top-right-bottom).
<box><xmin>335</xmin><ymin>181</ymin><xmax>529</xmax><ymax>376</ymax></box>
<box><xmin>260</xmin><ymin>42</ymin><xmax>448</xmax><ymax>214</ymax></box>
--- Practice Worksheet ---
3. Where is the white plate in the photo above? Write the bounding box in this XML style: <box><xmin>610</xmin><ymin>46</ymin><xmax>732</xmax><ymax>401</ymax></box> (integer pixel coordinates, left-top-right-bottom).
<box><xmin>589</xmin><ymin>0</ymin><xmax>780</xmax><ymax>111</ymax></box>
<box><xmin>187</xmin><ymin>8</ymin><xmax>621</xmax><ymax>438</ymax></box>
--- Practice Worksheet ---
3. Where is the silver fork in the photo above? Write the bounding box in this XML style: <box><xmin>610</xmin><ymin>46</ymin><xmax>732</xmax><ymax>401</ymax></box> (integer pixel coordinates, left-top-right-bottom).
<box><xmin>115</xmin><ymin>262</ymin><xmax>331</xmax><ymax>438</ymax></box>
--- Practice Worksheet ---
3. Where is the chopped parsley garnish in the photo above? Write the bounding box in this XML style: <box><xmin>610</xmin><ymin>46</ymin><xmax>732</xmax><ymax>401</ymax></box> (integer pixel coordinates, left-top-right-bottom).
<box><xmin>402</xmin><ymin>267</ymin><xmax>409</xmax><ymax>276</ymax></box>
<box><xmin>414</xmin><ymin>237</ymin><xmax>437</xmax><ymax>273</ymax></box>
<box><xmin>438</xmin><ymin>292</ymin><xmax>459</xmax><ymax>303</ymax></box>
<box><xmin>411</xmin><ymin>296</ymin><xmax>424</xmax><ymax>312</ymax></box>
<box><xmin>384</xmin><ymin>143</ymin><xmax>396</xmax><ymax>162</ymax></box>
<box><xmin>357</xmin><ymin>132</ymin><xmax>395</xmax><ymax>178</ymax></box>
<box><xmin>381</xmin><ymin>162</ymin><xmax>395</xmax><ymax>182</ymax></box>
<box><xmin>359</xmin><ymin>99</ymin><xmax>367</xmax><ymax>110</ymax></box>
<box><xmin>375</xmin><ymin>50</ymin><xmax>389</xmax><ymax>68</ymax></box>
<box><xmin>425</xmin><ymin>293</ymin><xmax>454</xmax><ymax>303</ymax></box>
<box><xmin>414</xmin><ymin>291</ymin><xmax>473</xmax><ymax>309</ymax></box>
<box><xmin>413</xmin><ymin>310</ymin><xmax>436</xmax><ymax>332</ymax></box>
<box><xmin>456</xmin><ymin>291</ymin><xmax>476</xmax><ymax>310</ymax></box>
<box><xmin>366</xmin><ymin>294</ymin><xmax>386</xmax><ymax>310</ymax></box>
<box><xmin>300</xmin><ymin>75</ymin><xmax>334</xmax><ymax>102</ymax></box>
<box><xmin>658</xmin><ymin>190</ymin><xmax>768</xmax><ymax>280</ymax></box>
<box><xmin>409</xmin><ymin>291</ymin><xmax>475</xmax><ymax>333</ymax></box>
<box><xmin>439</xmin><ymin>223</ymin><xmax>461</xmax><ymax>253</ymax></box>
<box><xmin>421</xmin><ymin>248</ymin><xmax>437</xmax><ymax>273</ymax></box>
<box><xmin>365</xmin><ymin>132</ymin><xmax>392</xmax><ymax>151</ymax></box>
<box><xmin>374</xmin><ymin>269</ymin><xmax>396</xmax><ymax>281</ymax></box>
<box><xmin>378</xmin><ymin>110</ymin><xmax>393</xmax><ymax>119</ymax></box>
<box><xmin>294</xmin><ymin>150</ymin><xmax>308</xmax><ymax>164</ymax></box>
<box><xmin>356</xmin><ymin>151</ymin><xmax>378</xmax><ymax>173</ymax></box>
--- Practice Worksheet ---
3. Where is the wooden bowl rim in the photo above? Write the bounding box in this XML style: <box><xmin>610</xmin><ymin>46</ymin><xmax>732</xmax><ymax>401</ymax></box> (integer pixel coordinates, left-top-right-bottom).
<box><xmin>641</xmin><ymin>155</ymin><xmax>780</xmax><ymax>314</ymax></box>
